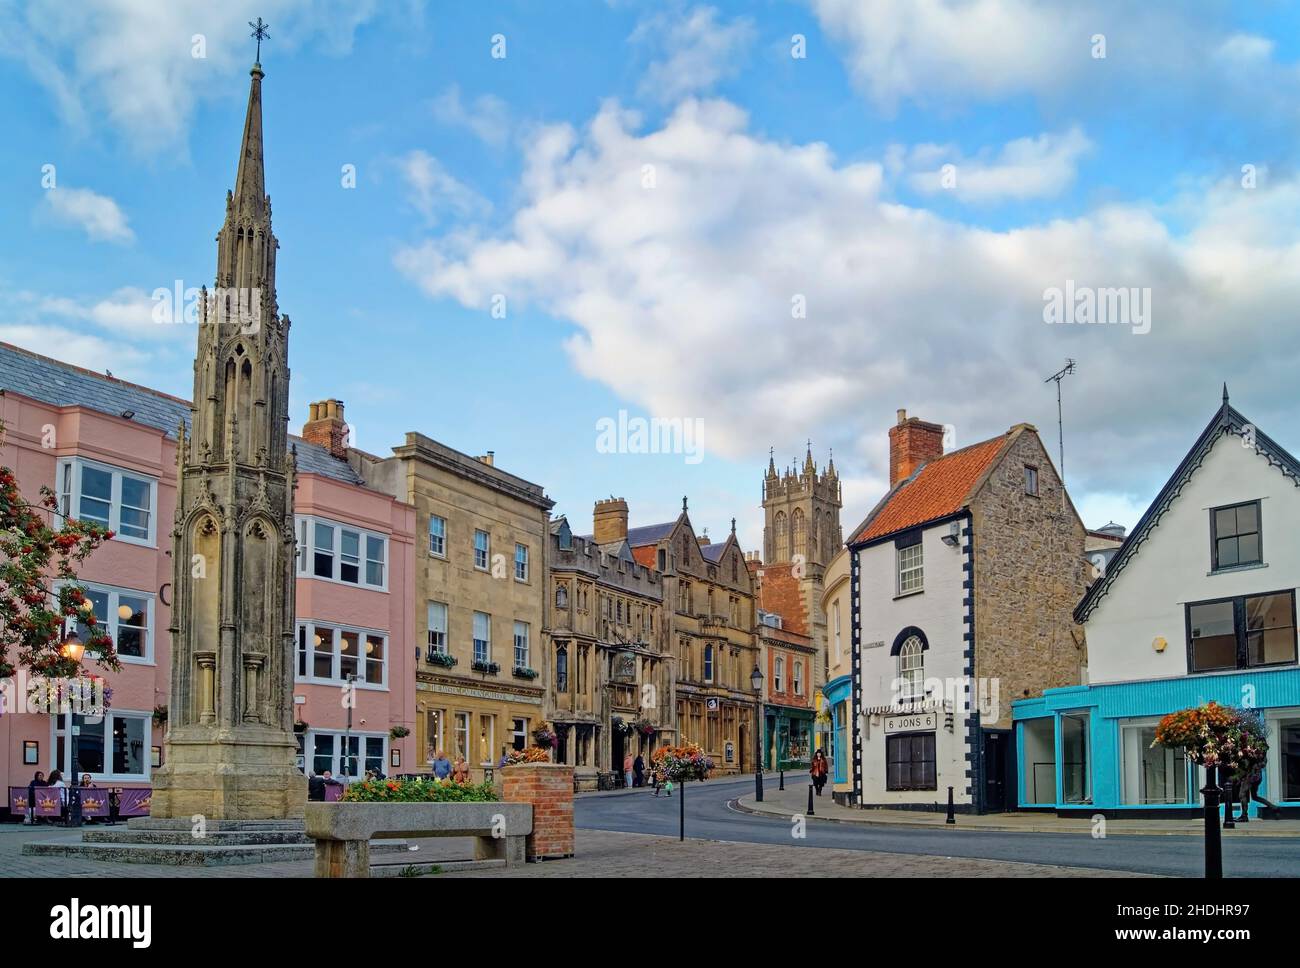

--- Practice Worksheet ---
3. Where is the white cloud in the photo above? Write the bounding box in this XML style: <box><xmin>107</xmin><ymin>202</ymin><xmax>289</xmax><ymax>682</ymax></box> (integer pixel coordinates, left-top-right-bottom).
<box><xmin>0</xmin><ymin>0</ymin><xmax>395</xmax><ymax>151</ymax></box>
<box><xmin>393</xmin><ymin>95</ymin><xmax>1300</xmax><ymax>509</ymax></box>
<box><xmin>431</xmin><ymin>85</ymin><xmax>511</xmax><ymax>148</ymax></box>
<box><xmin>633</xmin><ymin>5</ymin><xmax>756</xmax><ymax>103</ymax></box>
<box><xmin>809</xmin><ymin>0</ymin><xmax>1300</xmax><ymax>117</ymax></box>
<box><xmin>0</xmin><ymin>324</ymin><xmax>158</xmax><ymax>382</ymax></box>
<box><xmin>897</xmin><ymin>126</ymin><xmax>1093</xmax><ymax>203</ymax></box>
<box><xmin>396</xmin><ymin>150</ymin><xmax>491</xmax><ymax>225</ymax></box>
<box><xmin>42</xmin><ymin>187</ymin><xmax>135</xmax><ymax>243</ymax></box>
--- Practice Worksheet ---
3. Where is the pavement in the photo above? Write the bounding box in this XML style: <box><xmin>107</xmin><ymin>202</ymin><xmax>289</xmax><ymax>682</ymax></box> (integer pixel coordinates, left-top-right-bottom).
<box><xmin>734</xmin><ymin>785</ymin><xmax>1300</xmax><ymax>836</ymax></box>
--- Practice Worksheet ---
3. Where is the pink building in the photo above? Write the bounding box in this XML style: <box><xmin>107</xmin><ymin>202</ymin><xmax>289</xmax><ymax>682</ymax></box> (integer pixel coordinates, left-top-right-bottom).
<box><xmin>0</xmin><ymin>342</ymin><xmax>415</xmax><ymax>813</ymax></box>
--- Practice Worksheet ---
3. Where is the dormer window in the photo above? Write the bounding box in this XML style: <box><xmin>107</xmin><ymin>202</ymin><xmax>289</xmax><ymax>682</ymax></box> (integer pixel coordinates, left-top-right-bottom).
<box><xmin>1211</xmin><ymin>501</ymin><xmax>1261</xmax><ymax>571</ymax></box>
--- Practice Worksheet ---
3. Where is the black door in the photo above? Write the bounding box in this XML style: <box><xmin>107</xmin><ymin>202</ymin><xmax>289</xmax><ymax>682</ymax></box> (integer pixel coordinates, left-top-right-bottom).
<box><xmin>611</xmin><ymin>728</ymin><xmax>624</xmax><ymax>786</ymax></box>
<box><xmin>982</xmin><ymin>729</ymin><xmax>1013</xmax><ymax>813</ymax></box>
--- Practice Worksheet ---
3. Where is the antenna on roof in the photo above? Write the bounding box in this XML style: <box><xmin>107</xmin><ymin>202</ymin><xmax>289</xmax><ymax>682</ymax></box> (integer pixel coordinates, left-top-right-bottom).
<box><xmin>1044</xmin><ymin>359</ymin><xmax>1077</xmax><ymax>491</ymax></box>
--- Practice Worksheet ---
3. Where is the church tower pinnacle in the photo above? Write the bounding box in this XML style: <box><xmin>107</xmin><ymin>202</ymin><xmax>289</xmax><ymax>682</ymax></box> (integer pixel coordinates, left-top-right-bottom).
<box><xmin>153</xmin><ymin>28</ymin><xmax>306</xmax><ymax>821</ymax></box>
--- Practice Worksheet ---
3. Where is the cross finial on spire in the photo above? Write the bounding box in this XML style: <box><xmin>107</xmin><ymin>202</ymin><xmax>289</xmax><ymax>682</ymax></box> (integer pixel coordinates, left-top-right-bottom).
<box><xmin>249</xmin><ymin>17</ymin><xmax>270</xmax><ymax>63</ymax></box>
<box><xmin>682</xmin><ymin>496</ymin><xmax>688</xmax><ymax>513</ymax></box>
<box><xmin>730</xmin><ymin>517</ymin><xmax>736</xmax><ymax>535</ymax></box>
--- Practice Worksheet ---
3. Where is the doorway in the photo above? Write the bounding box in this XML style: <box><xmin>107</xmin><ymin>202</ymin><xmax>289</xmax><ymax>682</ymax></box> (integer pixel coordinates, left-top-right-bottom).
<box><xmin>611</xmin><ymin>727</ymin><xmax>625</xmax><ymax>786</ymax></box>
<box><xmin>982</xmin><ymin>729</ymin><xmax>1014</xmax><ymax>813</ymax></box>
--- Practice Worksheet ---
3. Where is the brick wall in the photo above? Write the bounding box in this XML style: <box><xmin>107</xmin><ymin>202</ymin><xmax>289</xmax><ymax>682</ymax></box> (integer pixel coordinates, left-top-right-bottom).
<box><xmin>888</xmin><ymin>411</ymin><xmax>945</xmax><ymax>486</ymax></box>
<box><xmin>502</xmin><ymin>763</ymin><xmax>575</xmax><ymax>860</ymax></box>
<box><xmin>302</xmin><ymin>399</ymin><xmax>348</xmax><ymax>458</ymax></box>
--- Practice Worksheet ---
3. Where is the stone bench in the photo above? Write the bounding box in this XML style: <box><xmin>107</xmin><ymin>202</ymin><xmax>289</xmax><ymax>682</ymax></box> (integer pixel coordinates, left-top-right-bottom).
<box><xmin>304</xmin><ymin>801</ymin><xmax>533</xmax><ymax>878</ymax></box>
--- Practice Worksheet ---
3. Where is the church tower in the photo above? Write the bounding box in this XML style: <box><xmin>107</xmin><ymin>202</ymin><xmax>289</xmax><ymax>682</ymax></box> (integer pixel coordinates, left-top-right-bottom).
<box><xmin>150</xmin><ymin>52</ymin><xmax>306</xmax><ymax>820</ymax></box>
<box><xmin>760</xmin><ymin>444</ymin><xmax>843</xmax><ymax>690</ymax></box>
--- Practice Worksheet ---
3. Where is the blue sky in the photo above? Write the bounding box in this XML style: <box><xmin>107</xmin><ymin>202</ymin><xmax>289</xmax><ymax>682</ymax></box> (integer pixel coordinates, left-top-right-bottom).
<box><xmin>3</xmin><ymin>0</ymin><xmax>1300</xmax><ymax>550</ymax></box>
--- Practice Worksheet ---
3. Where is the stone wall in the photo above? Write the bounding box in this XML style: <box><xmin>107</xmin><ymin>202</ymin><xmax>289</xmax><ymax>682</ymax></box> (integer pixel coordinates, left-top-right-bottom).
<box><xmin>502</xmin><ymin>763</ymin><xmax>574</xmax><ymax>860</ymax></box>
<box><xmin>970</xmin><ymin>429</ymin><xmax>1089</xmax><ymax>729</ymax></box>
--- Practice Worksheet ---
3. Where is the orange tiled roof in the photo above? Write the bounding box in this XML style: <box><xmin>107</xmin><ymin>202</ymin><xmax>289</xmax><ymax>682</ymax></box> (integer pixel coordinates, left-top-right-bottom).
<box><xmin>630</xmin><ymin>545</ymin><xmax>658</xmax><ymax>569</ymax></box>
<box><xmin>851</xmin><ymin>434</ymin><xmax>1008</xmax><ymax>544</ymax></box>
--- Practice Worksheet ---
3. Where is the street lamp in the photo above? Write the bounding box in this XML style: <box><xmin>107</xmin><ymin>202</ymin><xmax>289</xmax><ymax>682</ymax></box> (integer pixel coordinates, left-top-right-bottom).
<box><xmin>750</xmin><ymin>663</ymin><xmax>764</xmax><ymax>803</ymax></box>
<box><xmin>61</xmin><ymin>630</ymin><xmax>85</xmax><ymax>828</ymax></box>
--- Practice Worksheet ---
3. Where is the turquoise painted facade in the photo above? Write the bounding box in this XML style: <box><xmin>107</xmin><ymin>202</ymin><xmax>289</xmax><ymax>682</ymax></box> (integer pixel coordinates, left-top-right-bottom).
<box><xmin>1012</xmin><ymin>667</ymin><xmax>1300</xmax><ymax>812</ymax></box>
<box><xmin>824</xmin><ymin>675</ymin><xmax>851</xmax><ymax>784</ymax></box>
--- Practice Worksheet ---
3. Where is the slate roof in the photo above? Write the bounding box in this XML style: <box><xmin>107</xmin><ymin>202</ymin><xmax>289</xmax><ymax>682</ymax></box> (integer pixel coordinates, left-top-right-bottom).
<box><xmin>626</xmin><ymin>521</ymin><xmax>677</xmax><ymax>546</ymax></box>
<box><xmin>0</xmin><ymin>341</ymin><xmax>363</xmax><ymax>485</ymax></box>
<box><xmin>849</xmin><ymin>434</ymin><xmax>1008</xmax><ymax>545</ymax></box>
<box><xmin>701</xmin><ymin>542</ymin><xmax>726</xmax><ymax>562</ymax></box>
<box><xmin>1074</xmin><ymin>391</ymin><xmax>1300</xmax><ymax>622</ymax></box>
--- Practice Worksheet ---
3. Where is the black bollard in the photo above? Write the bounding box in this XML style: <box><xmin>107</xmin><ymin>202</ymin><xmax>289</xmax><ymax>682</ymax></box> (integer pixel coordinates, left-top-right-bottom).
<box><xmin>1222</xmin><ymin>776</ymin><xmax>1236</xmax><ymax>830</ymax></box>
<box><xmin>755</xmin><ymin>766</ymin><xmax>763</xmax><ymax>803</ymax></box>
<box><xmin>679</xmin><ymin>779</ymin><xmax>685</xmax><ymax>842</ymax></box>
<box><xmin>807</xmin><ymin>783</ymin><xmax>815</xmax><ymax>816</ymax></box>
<box><xmin>1202</xmin><ymin>765</ymin><xmax>1223</xmax><ymax>879</ymax></box>
<box><xmin>779</xmin><ymin>769</ymin><xmax>785</xmax><ymax>791</ymax></box>
<box><xmin>946</xmin><ymin>786</ymin><xmax>956</xmax><ymax>825</ymax></box>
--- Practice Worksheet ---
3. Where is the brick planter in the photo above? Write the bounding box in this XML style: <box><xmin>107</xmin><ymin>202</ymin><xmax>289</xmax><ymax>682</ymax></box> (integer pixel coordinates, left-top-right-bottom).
<box><xmin>502</xmin><ymin>763</ymin><xmax>574</xmax><ymax>860</ymax></box>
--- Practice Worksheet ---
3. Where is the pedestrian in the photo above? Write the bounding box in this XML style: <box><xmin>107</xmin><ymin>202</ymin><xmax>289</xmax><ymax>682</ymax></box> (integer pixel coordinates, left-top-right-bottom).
<box><xmin>623</xmin><ymin>751</ymin><xmax>634</xmax><ymax>788</ymax></box>
<box><xmin>432</xmin><ymin>750</ymin><xmax>452</xmax><ymax>781</ymax></box>
<box><xmin>633</xmin><ymin>753</ymin><xmax>645</xmax><ymax>788</ymax></box>
<box><xmin>107</xmin><ymin>787</ymin><xmax>121</xmax><ymax>825</ymax></box>
<box><xmin>80</xmin><ymin>774</ymin><xmax>97</xmax><ymax>824</ymax></box>
<box><xmin>810</xmin><ymin>749</ymin><xmax>829</xmax><ymax>797</ymax></box>
<box><xmin>307</xmin><ymin>770</ymin><xmax>327</xmax><ymax>801</ymax></box>
<box><xmin>47</xmin><ymin>770</ymin><xmax>67</xmax><ymax>822</ymax></box>
<box><xmin>24</xmin><ymin>770</ymin><xmax>45</xmax><ymax>825</ymax></box>
<box><xmin>452</xmin><ymin>756</ymin><xmax>471</xmax><ymax>783</ymax></box>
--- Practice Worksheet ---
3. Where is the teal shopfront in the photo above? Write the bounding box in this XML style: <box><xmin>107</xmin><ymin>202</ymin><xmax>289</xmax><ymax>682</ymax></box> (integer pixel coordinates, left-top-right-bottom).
<box><xmin>824</xmin><ymin>675</ymin><xmax>852</xmax><ymax>786</ymax></box>
<box><xmin>764</xmin><ymin>705</ymin><xmax>815</xmax><ymax>771</ymax></box>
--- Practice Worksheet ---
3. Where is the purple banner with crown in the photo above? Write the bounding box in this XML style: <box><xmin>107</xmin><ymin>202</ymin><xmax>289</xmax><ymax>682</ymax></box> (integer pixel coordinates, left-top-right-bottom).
<box><xmin>9</xmin><ymin>786</ymin><xmax>153</xmax><ymax>818</ymax></box>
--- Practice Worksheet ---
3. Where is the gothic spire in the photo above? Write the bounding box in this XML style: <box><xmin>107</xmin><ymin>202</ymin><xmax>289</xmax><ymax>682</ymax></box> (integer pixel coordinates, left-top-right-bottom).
<box><xmin>232</xmin><ymin>62</ymin><xmax>267</xmax><ymax>223</ymax></box>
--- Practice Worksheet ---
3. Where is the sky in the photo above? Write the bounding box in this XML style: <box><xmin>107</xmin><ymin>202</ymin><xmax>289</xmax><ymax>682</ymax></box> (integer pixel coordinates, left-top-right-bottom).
<box><xmin>2</xmin><ymin>0</ymin><xmax>1300</xmax><ymax>551</ymax></box>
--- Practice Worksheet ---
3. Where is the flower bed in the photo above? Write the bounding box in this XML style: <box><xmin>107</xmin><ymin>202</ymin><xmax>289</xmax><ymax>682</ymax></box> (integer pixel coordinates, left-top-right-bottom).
<box><xmin>342</xmin><ymin>777</ymin><xmax>498</xmax><ymax>803</ymax></box>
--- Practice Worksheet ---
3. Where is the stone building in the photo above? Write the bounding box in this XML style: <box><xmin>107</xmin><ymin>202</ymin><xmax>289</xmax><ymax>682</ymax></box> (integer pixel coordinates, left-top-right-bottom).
<box><xmin>358</xmin><ymin>434</ymin><xmax>553</xmax><ymax>781</ymax></box>
<box><xmin>625</xmin><ymin>500</ymin><xmax>759</xmax><ymax>775</ymax></box>
<box><xmin>846</xmin><ymin>410</ymin><xmax>1089</xmax><ymax>813</ymax></box>
<box><xmin>544</xmin><ymin>500</ymin><xmax>671</xmax><ymax>789</ymax></box>
<box><xmin>761</xmin><ymin>447</ymin><xmax>842</xmax><ymax>699</ymax></box>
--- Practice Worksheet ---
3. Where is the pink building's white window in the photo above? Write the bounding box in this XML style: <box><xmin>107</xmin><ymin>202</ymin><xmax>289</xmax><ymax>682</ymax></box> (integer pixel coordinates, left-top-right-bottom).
<box><xmin>53</xmin><ymin>711</ymin><xmax>151</xmax><ymax>782</ymax></box>
<box><xmin>57</xmin><ymin>458</ymin><xmax>156</xmax><ymax>547</ymax></box>
<box><xmin>295</xmin><ymin>515</ymin><xmax>388</xmax><ymax>591</ymax></box>
<box><xmin>59</xmin><ymin>581</ymin><xmax>154</xmax><ymax>664</ymax></box>
<box><xmin>296</xmin><ymin>621</ymin><xmax>388</xmax><ymax>687</ymax></box>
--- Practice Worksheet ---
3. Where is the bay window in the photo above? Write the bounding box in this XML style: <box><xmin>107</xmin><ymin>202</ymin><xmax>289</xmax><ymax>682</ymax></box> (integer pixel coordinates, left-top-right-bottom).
<box><xmin>57</xmin><ymin>458</ymin><xmax>156</xmax><ymax>545</ymax></box>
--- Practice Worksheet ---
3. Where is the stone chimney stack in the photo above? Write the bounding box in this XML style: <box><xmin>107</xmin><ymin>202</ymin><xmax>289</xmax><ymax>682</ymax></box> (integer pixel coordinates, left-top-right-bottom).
<box><xmin>593</xmin><ymin>497</ymin><xmax>629</xmax><ymax>544</ymax></box>
<box><xmin>888</xmin><ymin>408</ymin><xmax>945</xmax><ymax>487</ymax></box>
<box><xmin>302</xmin><ymin>399</ymin><xmax>349</xmax><ymax>459</ymax></box>
<box><xmin>479</xmin><ymin>451</ymin><xmax>496</xmax><ymax>467</ymax></box>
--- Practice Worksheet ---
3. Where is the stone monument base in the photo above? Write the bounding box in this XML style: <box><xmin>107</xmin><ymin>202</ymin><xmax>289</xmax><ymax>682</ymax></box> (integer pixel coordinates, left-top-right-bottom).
<box><xmin>149</xmin><ymin>727</ymin><xmax>307</xmax><ymax>821</ymax></box>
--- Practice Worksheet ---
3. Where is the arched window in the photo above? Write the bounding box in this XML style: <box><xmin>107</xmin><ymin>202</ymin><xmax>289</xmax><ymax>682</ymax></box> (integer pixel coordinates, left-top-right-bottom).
<box><xmin>555</xmin><ymin>584</ymin><xmax>568</xmax><ymax>609</ymax></box>
<box><xmin>556</xmin><ymin>645</ymin><xmax>569</xmax><ymax>692</ymax></box>
<box><xmin>898</xmin><ymin>635</ymin><xmax>925</xmax><ymax>702</ymax></box>
<box><xmin>791</xmin><ymin>508</ymin><xmax>806</xmax><ymax>560</ymax></box>
<box><xmin>773</xmin><ymin>511</ymin><xmax>789</xmax><ymax>562</ymax></box>
<box><xmin>774</xmin><ymin>656</ymin><xmax>784</xmax><ymax>692</ymax></box>
<box><xmin>811</xmin><ymin>509</ymin><xmax>821</xmax><ymax>560</ymax></box>
<box><xmin>793</xmin><ymin>661</ymin><xmax>803</xmax><ymax>695</ymax></box>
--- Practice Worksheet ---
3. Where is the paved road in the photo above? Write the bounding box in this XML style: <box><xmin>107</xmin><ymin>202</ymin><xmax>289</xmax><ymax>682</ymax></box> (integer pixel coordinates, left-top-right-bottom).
<box><xmin>578</xmin><ymin>776</ymin><xmax>1300</xmax><ymax>877</ymax></box>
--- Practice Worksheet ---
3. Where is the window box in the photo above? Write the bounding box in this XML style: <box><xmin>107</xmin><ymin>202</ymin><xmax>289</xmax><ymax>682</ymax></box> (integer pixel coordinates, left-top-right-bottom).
<box><xmin>427</xmin><ymin>651</ymin><xmax>457</xmax><ymax>669</ymax></box>
<box><xmin>471</xmin><ymin>660</ymin><xmax>500</xmax><ymax>676</ymax></box>
<box><xmin>512</xmin><ymin>666</ymin><xmax>538</xmax><ymax>680</ymax></box>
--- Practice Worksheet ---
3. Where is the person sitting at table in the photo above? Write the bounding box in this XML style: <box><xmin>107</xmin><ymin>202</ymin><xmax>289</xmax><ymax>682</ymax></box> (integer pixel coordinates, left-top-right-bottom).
<box><xmin>24</xmin><ymin>770</ymin><xmax>46</xmax><ymax>825</ymax></box>
<box><xmin>451</xmin><ymin>756</ymin><xmax>471</xmax><ymax>783</ymax></box>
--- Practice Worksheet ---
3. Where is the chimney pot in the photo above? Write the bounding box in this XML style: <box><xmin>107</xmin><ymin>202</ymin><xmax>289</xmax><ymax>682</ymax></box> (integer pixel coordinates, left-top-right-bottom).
<box><xmin>302</xmin><ymin>399</ymin><xmax>349</xmax><ymax>460</ymax></box>
<box><xmin>888</xmin><ymin>411</ymin><xmax>945</xmax><ymax>487</ymax></box>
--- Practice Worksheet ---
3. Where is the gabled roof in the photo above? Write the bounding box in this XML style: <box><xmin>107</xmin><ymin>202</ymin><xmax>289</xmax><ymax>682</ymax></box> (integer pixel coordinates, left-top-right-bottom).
<box><xmin>849</xmin><ymin>433</ymin><xmax>1009</xmax><ymax>546</ymax></box>
<box><xmin>701</xmin><ymin>542</ymin><xmax>726</xmax><ymax>562</ymax></box>
<box><xmin>1074</xmin><ymin>389</ymin><xmax>1300</xmax><ymax>622</ymax></box>
<box><xmin>0</xmin><ymin>340</ymin><xmax>363</xmax><ymax>486</ymax></box>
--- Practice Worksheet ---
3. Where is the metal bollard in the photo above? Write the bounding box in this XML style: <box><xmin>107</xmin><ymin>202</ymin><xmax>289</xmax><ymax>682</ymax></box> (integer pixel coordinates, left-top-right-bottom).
<box><xmin>807</xmin><ymin>784</ymin><xmax>815</xmax><ymax>816</ymax></box>
<box><xmin>779</xmin><ymin>769</ymin><xmax>785</xmax><ymax>791</ymax></box>
<box><xmin>946</xmin><ymin>786</ymin><xmax>956</xmax><ymax>825</ymax></box>
<box><xmin>1202</xmin><ymin>766</ymin><xmax>1223</xmax><ymax>879</ymax></box>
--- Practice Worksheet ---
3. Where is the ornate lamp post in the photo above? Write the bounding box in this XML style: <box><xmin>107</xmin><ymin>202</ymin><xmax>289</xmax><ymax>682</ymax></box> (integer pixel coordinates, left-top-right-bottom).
<box><xmin>61</xmin><ymin>630</ymin><xmax>85</xmax><ymax>828</ymax></box>
<box><xmin>750</xmin><ymin>663</ymin><xmax>764</xmax><ymax>803</ymax></box>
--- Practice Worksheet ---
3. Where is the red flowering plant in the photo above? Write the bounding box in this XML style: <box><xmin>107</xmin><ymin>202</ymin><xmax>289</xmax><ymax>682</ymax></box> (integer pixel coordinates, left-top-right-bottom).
<box><xmin>1153</xmin><ymin>701</ymin><xmax>1269</xmax><ymax>779</ymax></box>
<box><xmin>0</xmin><ymin>430</ymin><xmax>118</xmax><ymax>694</ymax></box>
<box><xmin>650</xmin><ymin>743</ymin><xmax>714</xmax><ymax>783</ymax></box>
<box><xmin>503</xmin><ymin>746</ymin><xmax>551</xmax><ymax>765</ymax></box>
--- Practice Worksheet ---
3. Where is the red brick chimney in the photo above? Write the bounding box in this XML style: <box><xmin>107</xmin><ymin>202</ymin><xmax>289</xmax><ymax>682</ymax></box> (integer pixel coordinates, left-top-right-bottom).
<box><xmin>888</xmin><ymin>409</ymin><xmax>945</xmax><ymax>486</ymax></box>
<box><xmin>302</xmin><ymin>399</ymin><xmax>349</xmax><ymax>459</ymax></box>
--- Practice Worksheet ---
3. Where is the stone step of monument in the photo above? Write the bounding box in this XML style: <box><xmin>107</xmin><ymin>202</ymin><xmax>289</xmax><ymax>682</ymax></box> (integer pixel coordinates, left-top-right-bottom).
<box><xmin>21</xmin><ymin>838</ymin><xmax>409</xmax><ymax>867</ymax></box>
<box><xmin>82</xmin><ymin>828</ymin><xmax>312</xmax><ymax>846</ymax></box>
<box><xmin>125</xmin><ymin>818</ymin><xmax>308</xmax><ymax>832</ymax></box>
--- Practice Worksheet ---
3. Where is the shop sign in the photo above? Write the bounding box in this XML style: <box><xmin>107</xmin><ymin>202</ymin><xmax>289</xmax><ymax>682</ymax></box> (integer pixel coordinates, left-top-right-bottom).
<box><xmin>884</xmin><ymin>711</ymin><xmax>937</xmax><ymax>734</ymax></box>
<box><xmin>614</xmin><ymin>652</ymin><xmax>637</xmax><ymax>681</ymax></box>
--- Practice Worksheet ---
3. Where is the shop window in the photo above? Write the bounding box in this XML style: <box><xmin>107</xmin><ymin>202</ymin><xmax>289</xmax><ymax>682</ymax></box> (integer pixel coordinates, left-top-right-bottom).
<box><xmin>1121</xmin><ymin>722</ymin><xmax>1192</xmax><ymax>805</ymax></box>
<box><xmin>1061</xmin><ymin>712</ymin><xmax>1091</xmax><ymax>804</ymax></box>
<box><xmin>1282</xmin><ymin>719</ymin><xmax>1300</xmax><ymax>801</ymax></box>
<box><xmin>1021</xmin><ymin>718</ymin><xmax>1056</xmax><ymax>804</ymax></box>
<box><xmin>885</xmin><ymin>733</ymin><xmax>936</xmax><ymax>791</ymax></box>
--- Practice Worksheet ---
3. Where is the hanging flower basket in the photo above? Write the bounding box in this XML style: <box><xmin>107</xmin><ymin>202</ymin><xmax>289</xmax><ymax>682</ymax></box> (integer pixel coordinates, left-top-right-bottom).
<box><xmin>389</xmin><ymin>725</ymin><xmax>411</xmax><ymax>739</ymax></box>
<box><xmin>651</xmin><ymin>743</ymin><xmax>713</xmax><ymax>783</ymax></box>
<box><xmin>1153</xmin><ymin>701</ymin><xmax>1269</xmax><ymax>779</ymax></box>
<box><xmin>532</xmin><ymin>724</ymin><xmax>558</xmax><ymax>749</ymax></box>
<box><xmin>632</xmin><ymin>718</ymin><xmax>657</xmax><ymax>738</ymax></box>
